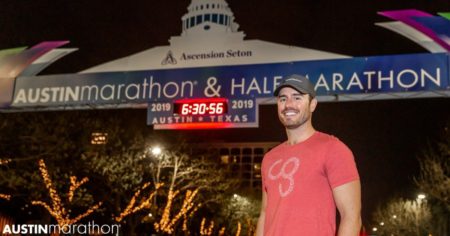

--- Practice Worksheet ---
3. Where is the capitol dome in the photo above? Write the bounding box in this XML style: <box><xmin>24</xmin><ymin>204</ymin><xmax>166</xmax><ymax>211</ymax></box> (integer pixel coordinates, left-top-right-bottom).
<box><xmin>182</xmin><ymin>0</ymin><xmax>240</xmax><ymax>33</ymax></box>
<box><xmin>170</xmin><ymin>0</ymin><xmax>245</xmax><ymax>47</ymax></box>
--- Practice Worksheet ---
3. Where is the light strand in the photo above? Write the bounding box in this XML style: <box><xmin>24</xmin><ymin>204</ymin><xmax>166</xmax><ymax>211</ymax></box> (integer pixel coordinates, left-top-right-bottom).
<box><xmin>182</xmin><ymin>204</ymin><xmax>200</xmax><ymax>231</ymax></box>
<box><xmin>200</xmin><ymin>218</ymin><xmax>214</xmax><ymax>235</ymax></box>
<box><xmin>235</xmin><ymin>222</ymin><xmax>241</xmax><ymax>236</ymax></box>
<box><xmin>182</xmin><ymin>214</ymin><xmax>188</xmax><ymax>232</ymax></box>
<box><xmin>0</xmin><ymin>159</ymin><xmax>11</xmax><ymax>165</ymax></box>
<box><xmin>68</xmin><ymin>176</ymin><xmax>88</xmax><ymax>203</ymax></box>
<box><xmin>0</xmin><ymin>194</ymin><xmax>11</xmax><ymax>201</ymax></box>
<box><xmin>246</xmin><ymin>217</ymin><xmax>257</xmax><ymax>235</ymax></box>
<box><xmin>154</xmin><ymin>189</ymin><xmax>178</xmax><ymax>232</ymax></box>
<box><xmin>154</xmin><ymin>188</ymin><xmax>200</xmax><ymax>234</ymax></box>
<box><xmin>115</xmin><ymin>182</ymin><xmax>162</xmax><ymax>222</ymax></box>
<box><xmin>165</xmin><ymin>189</ymin><xmax>200</xmax><ymax>233</ymax></box>
<box><xmin>0</xmin><ymin>159</ymin><xmax>11</xmax><ymax>200</ymax></box>
<box><xmin>32</xmin><ymin>159</ymin><xmax>102</xmax><ymax>227</ymax></box>
<box><xmin>69</xmin><ymin>202</ymin><xmax>103</xmax><ymax>225</ymax></box>
<box><xmin>218</xmin><ymin>227</ymin><xmax>226</xmax><ymax>236</ymax></box>
<box><xmin>35</xmin><ymin>159</ymin><xmax>67</xmax><ymax>222</ymax></box>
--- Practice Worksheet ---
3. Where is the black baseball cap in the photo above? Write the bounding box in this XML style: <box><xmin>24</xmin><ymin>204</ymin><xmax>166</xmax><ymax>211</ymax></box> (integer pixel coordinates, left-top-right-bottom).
<box><xmin>273</xmin><ymin>74</ymin><xmax>316</xmax><ymax>98</ymax></box>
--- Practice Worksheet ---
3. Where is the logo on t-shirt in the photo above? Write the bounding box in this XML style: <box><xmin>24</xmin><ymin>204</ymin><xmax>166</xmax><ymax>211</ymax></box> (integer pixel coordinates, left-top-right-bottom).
<box><xmin>268</xmin><ymin>157</ymin><xmax>300</xmax><ymax>197</ymax></box>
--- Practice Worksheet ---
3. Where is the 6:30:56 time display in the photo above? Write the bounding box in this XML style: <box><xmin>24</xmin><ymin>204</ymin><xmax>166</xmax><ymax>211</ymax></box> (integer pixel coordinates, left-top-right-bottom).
<box><xmin>173</xmin><ymin>98</ymin><xmax>228</xmax><ymax>115</ymax></box>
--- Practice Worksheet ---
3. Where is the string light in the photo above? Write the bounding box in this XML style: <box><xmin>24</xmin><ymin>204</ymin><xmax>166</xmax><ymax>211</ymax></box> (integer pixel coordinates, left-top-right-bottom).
<box><xmin>154</xmin><ymin>188</ymin><xmax>200</xmax><ymax>234</ymax></box>
<box><xmin>155</xmin><ymin>189</ymin><xmax>180</xmax><ymax>232</ymax></box>
<box><xmin>157</xmin><ymin>189</ymin><xmax>179</xmax><ymax>230</ymax></box>
<box><xmin>218</xmin><ymin>227</ymin><xmax>226</xmax><ymax>236</ymax></box>
<box><xmin>33</xmin><ymin>159</ymin><xmax>67</xmax><ymax>222</ymax></box>
<box><xmin>200</xmin><ymin>218</ymin><xmax>206</xmax><ymax>235</ymax></box>
<box><xmin>68</xmin><ymin>176</ymin><xmax>88</xmax><ymax>202</ymax></box>
<box><xmin>154</xmin><ymin>189</ymin><xmax>179</xmax><ymax>233</ymax></box>
<box><xmin>115</xmin><ymin>182</ymin><xmax>162</xmax><ymax>222</ymax></box>
<box><xmin>32</xmin><ymin>159</ymin><xmax>103</xmax><ymax>228</ymax></box>
<box><xmin>0</xmin><ymin>159</ymin><xmax>11</xmax><ymax>200</ymax></box>
<box><xmin>166</xmin><ymin>189</ymin><xmax>200</xmax><ymax>233</ymax></box>
<box><xmin>182</xmin><ymin>214</ymin><xmax>188</xmax><ymax>232</ymax></box>
<box><xmin>0</xmin><ymin>194</ymin><xmax>11</xmax><ymax>201</ymax></box>
<box><xmin>0</xmin><ymin>159</ymin><xmax>11</xmax><ymax>165</ymax></box>
<box><xmin>235</xmin><ymin>222</ymin><xmax>241</xmax><ymax>236</ymax></box>
<box><xmin>182</xmin><ymin>204</ymin><xmax>201</xmax><ymax>231</ymax></box>
<box><xmin>200</xmin><ymin>218</ymin><xmax>214</xmax><ymax>235</ymax></box>
<box><xmin>243</xmin><ymin>217</ymin><xmax>257</xmax><ymax>235</ymax></box>
<box><xmin>182</xmin><ymin>203</ymin><xmax>201</xmax><ymax>232</ymax></box>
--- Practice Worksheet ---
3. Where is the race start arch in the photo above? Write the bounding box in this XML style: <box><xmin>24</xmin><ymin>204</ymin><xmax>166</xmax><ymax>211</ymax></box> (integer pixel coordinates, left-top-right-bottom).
<box><xmin>1</xmin><ymin>4</ymin><xmax>449</xmax><ymax>129</ymax></box>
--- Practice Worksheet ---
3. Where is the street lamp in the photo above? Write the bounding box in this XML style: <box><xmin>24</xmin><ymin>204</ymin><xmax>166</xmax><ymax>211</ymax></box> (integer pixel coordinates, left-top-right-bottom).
<box><xmin>151</xmin><ymin>146</ymin><xmax>162</xmax><ymax>156</ymax></box>
<box><xmin>417</xmin><ymin>194</ymin><xmax>426</xmax><ymax>200</ymax></box>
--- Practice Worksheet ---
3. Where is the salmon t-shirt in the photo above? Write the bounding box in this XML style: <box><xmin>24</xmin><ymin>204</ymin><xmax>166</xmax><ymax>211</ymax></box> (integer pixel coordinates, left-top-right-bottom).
<box><xmin>261</xmin><ymin>131</ymin><xmax>359</xmax><ymax>236</ymax></box>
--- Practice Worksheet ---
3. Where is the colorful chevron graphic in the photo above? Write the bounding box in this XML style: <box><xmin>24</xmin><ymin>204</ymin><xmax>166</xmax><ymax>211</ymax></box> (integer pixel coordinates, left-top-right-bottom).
<box><xmin>377</xmin><ymin>9</ymin><xmax>450</xmax><ymax>52</ymax></box>
<box><xmin>0</xmin><ymin>41</ymin><xmax>76</xmax><ymax>107</ymax></box>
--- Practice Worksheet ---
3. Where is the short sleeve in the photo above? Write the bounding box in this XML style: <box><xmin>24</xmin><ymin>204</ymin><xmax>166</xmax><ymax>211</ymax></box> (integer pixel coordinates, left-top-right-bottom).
<box><xmin>261</xmin><ymin>155</ymin><xmax>268</xmax><ymax>192</ymax></box>
<box><xmin>325</xmin><ymin>139</ymin><xmax>360</xmax><ymax>189</ymax></box>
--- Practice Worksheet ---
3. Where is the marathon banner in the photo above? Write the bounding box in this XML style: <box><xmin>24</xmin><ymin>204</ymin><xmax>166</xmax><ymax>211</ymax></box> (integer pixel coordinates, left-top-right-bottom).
<box><xmin>8</xmin><ymin>52</ymin><xmax>450</xmax><ymax>109</ymax></box>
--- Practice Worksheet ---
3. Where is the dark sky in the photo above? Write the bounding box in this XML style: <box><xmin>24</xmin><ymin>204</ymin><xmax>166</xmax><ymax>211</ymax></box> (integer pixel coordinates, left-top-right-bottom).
<box><xmin>1</xmin><ymin>0</ymin><xmax>449</xmax><ymax>227</ymax></box>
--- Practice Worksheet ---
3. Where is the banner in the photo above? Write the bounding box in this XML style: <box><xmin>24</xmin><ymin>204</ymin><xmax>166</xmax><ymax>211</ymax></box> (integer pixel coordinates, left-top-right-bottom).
<box><xmin>10</xmin><ymin>52</ymin><xmax>449</xmax><ymax>109</ymax></box>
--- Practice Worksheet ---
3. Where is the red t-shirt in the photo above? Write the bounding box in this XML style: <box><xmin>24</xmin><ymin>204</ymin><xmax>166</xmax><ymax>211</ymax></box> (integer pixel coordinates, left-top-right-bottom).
<box><xmin>261</xmin><ymin>131</ymin><xmax>359</xmax><ymax>236</ymax></box>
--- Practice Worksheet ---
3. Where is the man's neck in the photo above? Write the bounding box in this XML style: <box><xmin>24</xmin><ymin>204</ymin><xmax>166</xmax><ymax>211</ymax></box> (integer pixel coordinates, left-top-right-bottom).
<box><xmin>285</xmin><ymin>124</ymin><xmax>316</xmax><ymax>145</ymax></box>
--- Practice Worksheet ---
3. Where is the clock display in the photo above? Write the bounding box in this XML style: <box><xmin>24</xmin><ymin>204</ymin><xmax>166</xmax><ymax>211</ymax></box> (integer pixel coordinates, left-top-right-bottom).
<box><xmin>174</xmin><ymin>98</ymin><xmax>228</xmax><ymax>115</ymax></box>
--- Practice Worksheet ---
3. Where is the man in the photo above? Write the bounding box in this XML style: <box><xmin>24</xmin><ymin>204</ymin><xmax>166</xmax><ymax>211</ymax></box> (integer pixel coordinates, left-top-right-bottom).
<box><xmin>256</xmin><ymin>74</ymin><xmax>361</xmax><ymax>236</ymax></box>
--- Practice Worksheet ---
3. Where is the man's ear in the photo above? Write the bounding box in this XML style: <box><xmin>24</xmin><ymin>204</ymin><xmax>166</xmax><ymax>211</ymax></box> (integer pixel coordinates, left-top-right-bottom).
<box><xmin>310</xmin><ymin>97</ymin><xmax>318</xmax><ymax>112</ymax></box>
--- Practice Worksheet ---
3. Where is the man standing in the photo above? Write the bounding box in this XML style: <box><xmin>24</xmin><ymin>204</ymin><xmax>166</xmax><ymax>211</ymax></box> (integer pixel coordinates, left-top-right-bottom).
<box><xmin>256</xmin><ymin>74</ymin><xmax>361</xmax><ymax>236</ymax></box>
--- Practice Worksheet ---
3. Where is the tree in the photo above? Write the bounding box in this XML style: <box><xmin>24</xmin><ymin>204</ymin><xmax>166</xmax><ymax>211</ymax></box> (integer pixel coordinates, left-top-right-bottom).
<box><xmin>373</xmin><ymin>197</ymin><xmax>432</xmax><ymax>236</ymax></box>
<box><xmin>32</xmin><ymin>159</ymin><xmax>102</xmax><ymax>228</ymax></box>
<box><xmin>0</xmin><ymin>111</ymin><xmax>100</xmax><ymax>222</ymax></box>
<box><xmin>415</xmin><ymin>131</ymin><xmax>449</xmax><ymax>209</ymax></box>
<box><xmin>143</xmin><ymin>144</ymin><xmax>242</xmax><ymax>235</ymax></box>
<box><xmin>218</xmin><ymin>192</ymin><xmax>260</xmax><ymax>235</ymax></box>
<box><xmin>0</xmin><ymin>111</ymin><xmax>256</xmax><ymax>235</ymax></box>
<box><xmin>415</xmin><ymin>127</ymin><xmax>450</xmax><ymax>236</ymax></box>
<box><xmin>0</xmin><ymin>111</ymin><xmax>148</xmax><ymax>233</ymax></box>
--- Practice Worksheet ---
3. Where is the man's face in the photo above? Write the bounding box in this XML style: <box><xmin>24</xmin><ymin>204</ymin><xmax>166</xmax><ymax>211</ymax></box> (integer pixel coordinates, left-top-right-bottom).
<box><xmin>276</xmin><ymin>87</ymin><xmax>316</xmax><ymax>129</ymax></box>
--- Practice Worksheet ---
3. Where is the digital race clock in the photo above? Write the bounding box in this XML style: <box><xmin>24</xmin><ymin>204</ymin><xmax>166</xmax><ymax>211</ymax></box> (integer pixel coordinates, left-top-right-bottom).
<box><xmin>173</xmin><ymin>98</ymin><xmax>228</xmax><ymax>115</ymax></box>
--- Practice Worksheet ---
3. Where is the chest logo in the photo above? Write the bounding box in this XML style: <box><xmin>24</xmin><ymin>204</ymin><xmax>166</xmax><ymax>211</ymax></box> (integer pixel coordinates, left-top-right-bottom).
<box><xmin>268</xmin><ymin>157</ymin><xmax>300</xmax><ymax>197</ymax></box>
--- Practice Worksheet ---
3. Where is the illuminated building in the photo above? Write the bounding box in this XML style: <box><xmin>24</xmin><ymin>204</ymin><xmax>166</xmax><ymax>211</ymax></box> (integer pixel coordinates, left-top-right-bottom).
<box><xmin>193</xmin><ymin>142</ymin><xmax>279</xmax><ymax>189</ymax></box>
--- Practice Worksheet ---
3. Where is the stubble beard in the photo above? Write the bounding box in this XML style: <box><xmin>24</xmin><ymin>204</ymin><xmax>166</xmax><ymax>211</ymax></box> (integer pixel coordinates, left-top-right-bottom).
<box><xmin>280</xmin><ymin>110</ymin><xmax>311</xmax><ymax>130</ymax></box>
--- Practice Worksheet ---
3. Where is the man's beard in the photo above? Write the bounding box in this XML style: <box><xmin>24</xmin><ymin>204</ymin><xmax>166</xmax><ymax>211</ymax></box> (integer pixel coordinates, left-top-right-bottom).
<box><xmin>280</xmin><ymin>109</ymin><xmax>311</xmax><ymax>130</ymax></box>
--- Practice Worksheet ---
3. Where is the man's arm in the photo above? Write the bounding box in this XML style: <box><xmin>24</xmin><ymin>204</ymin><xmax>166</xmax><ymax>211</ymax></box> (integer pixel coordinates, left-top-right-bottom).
<box><xmin>333</xmin><ymin>180</ymin><xmax>362</xmax><ymax>236</ymax></box>
<box><xmin>255</xmin><ymin>190</ymin><xmax>267</xmax><ymax>236</ymax></box>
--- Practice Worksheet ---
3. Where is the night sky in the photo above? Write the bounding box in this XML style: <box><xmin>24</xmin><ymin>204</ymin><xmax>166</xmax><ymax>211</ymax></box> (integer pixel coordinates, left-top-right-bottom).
<box><xmin>1</xmin><ymin>0</ymin><xmax>449</xmax><ymax>227</ymax></box>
